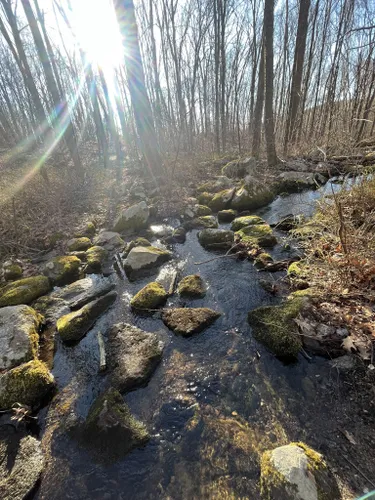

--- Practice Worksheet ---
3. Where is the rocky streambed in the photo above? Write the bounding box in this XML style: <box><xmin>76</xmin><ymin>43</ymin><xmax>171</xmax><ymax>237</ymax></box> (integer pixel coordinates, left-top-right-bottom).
<box><xmin>0</xmin><ymin>165</ymin><xmax>373</xmax><ymax>499</ymax></box>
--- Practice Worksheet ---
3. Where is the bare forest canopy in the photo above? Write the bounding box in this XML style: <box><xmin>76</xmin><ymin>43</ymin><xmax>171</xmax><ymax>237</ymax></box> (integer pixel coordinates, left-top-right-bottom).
<box><xmin>0</xmin><ymin>0</ymin><xmax>375</xmax><ymax>174</ymax></box>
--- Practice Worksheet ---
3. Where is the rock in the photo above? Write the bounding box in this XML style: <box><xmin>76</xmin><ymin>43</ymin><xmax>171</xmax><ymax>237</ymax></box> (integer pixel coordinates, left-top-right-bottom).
<box><xmin>84</xmin><ymin>246</ymin><xmax>108</xmax><ymax>273</ymax></box>
<box><xmin>288</xmin><ymin>261</ymin><xmax>304</xmax><ymax>277</ymax></box>
<box><xmin>197</xmin><ymin>192</ymin><xmax>214</xmax><ymax>206</ymax></box>
<box><xmin>329</xmin><ymin>355</ymin><xmax>356</xmax><ymax>372</ymax></box>
<box><xmin>217</xmin><ymin>209</ymin><xmax>238</xmax><ymax>223</ymax></box>
<box><xmin>198</xmin><ymin>228</ymin><xmax>234</xmax><ymax>249</ymax></box>
<box><xmin>0</xmin><ymin>360</ymin><xmax>55</xmax><ymax>410</ymax></box>
<box><xmin>0</xmin><ymin>434</ymin><xmax>44</xmax><ymax>500</ymax></box>
<box><xmin>50</xmin><ymin>275</ymin><xmax>115</xmax><ymax>309</ymax></box>
<box><xmin>248</xmin><ymin>298</ymin><xmax>304</xmax><ymax>358</ymax></box>
<box><xmin>57</xmin><ymin>290</ymin><xmax>117</xmax><ymax>342</ymax></box>
<box><xmin>0</xmin><ymin>276</ymin><xmax>51</xmax><ymax>307</ymax></box>
<box><xmin>108</xmin><ymin>323</ymin><xmax>164</xmax><ymax>392</ymax></box>
<box><xmin>230</xmin><ymin>185</ymin><xmax>274</xmax><ymax>211</ymax></box>
<box><xmin>93</xmin><ymin>230</ymin><xmax>125</xmax><ymax>250</ymax></box>
<box><xmin>254</xmin><ymin>253</ymin><xmax>274</xmax><ymax>269</ymax></box>
<box><xmin>273</xmin><ymin>214</ymin><xmax>304</xmax><ymax>231</ymax></box>
<box><xmin>3</xmin><ymin>261</ymin><xmax>23</xmax><ymax>281</ymax></box>
<box><xmin>0</xmin><ymin>305</ymin><xmax>42</xmax><ymax>370</ymax></box>
<box><xmin>33</xmin><ymin>296</ymin><xmax>70</xmax><ymax>324</ymax></box>
<box><xmin>231</xmin><ymin>215</ymin><xmax>265</xmax><ymax>231</ymax></box>
<box><xmin>83</xmin><ymin>387</ymin><xmax>149</xmax><ymax>457</ymax></box>
<box><xmin>83</xmin><ymin>221</ymin><xmax>96</xmax><ymax>236</ymax></box>
<box><xmin>113</xmin><ymin>201</ymin><xmax>149</xmax><ymax>233</ymax></box>
<box><xmin>67</xmin><ymin>237</ymin><xmax>92</xmax><ymax>252</ymax></box>
<box><xmin>184</xmin><ymin>216</ymin><xmax>219</xmax><ymax>230</ymax></box>
<box><xmin>276</xmin><ymin>171</ymin><xmax>327</xmax><ymax>193</ymax></box>
<box><xmin>222</xmin><ymin>157</ymin><xmax>256</xmax><ymax>178</ymax></box>
<box><xmin>130</xmin><ymin>282</ymin><xmax>168</xmax><ymax>310</ymax></box>
<box><xmin>195</xmin><ymin>204</ymin><xmax>212</xmax><ymax>216</ymax></box>
<box><xmin>236</xmin><ymin>224</ymin><xmax>277</xmax><ymax>247</ymax></box>
<box><xmin>177</xmin><ymin>275</ymin><xmax>206</xmax><ymax>298</ymax></box>
<box><xmin>124</xmin><ymin>237</ymin><xmax>151</xmax><ymax>257</ymax></box>
<box><xmin>43</xmin><ymin>255</ymin><xmax>81</xmax><ymax>286</ymax></box>
<box><xmin>172</xmin><ymin>227</ymin><xmax>187</xmax><ymax>243</ymax></box>
<box><xmin>162</xmin><ymin>307</ymin><xmax>220</xmax><ymax>337</ymax></box>
<box><xmin>209</xmin><ymin>188</ymin><xmax>236</xmax><ymax>212</ymax></box>
<box><xmin>260</xmin><ymin>443</ymin><xmax>340</xmax><ymax>500</ymax></box>
<box><xmin>123</xmin><ymin>246</ymin><xmax>172</xmax><ymax>280</ymax></box>
<box><xmin>197</xmin><ymin>176</ymin><xmax>233</xmax><ymax>193</ymax></box>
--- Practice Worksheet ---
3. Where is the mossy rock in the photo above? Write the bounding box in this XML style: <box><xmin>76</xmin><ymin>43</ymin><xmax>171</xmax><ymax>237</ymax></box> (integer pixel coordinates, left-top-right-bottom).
<box><xmin>123</xmin><ymin>246</ymin><xmax>172</xmax><ymax>280</ymax></box>
<box><xmin>231</xmin><ymin>215</ymin><xmax>265</xmax><ymax>231</ymax></box>
<box><xmin>248</xmin><ymin>298</ymin><xmax>304</xmax><ymax>359</ymax></box>
<box><xmin>198</xmin><ymin>192</ymin><xmax>214</xmax><ymax>206</ymax></box>
<box><xmin>48</xmin><ymin>232</ymin><xmax>65</xmax><ymax>248</ymax></box>
<box><xmin>287</xmin><ymin>261</ymin><xmax>304</xmax><ymax>277</ymax></box>
<box><xmin>198</xmin><ymin>229</ymin><xmax>234</xmax><ymax>250</ymax></box>
<box><xmin>162</xmin><ymin>307</ymin><xmax>221</xmax><ymax>337</ymax></box>
<box><xmin>84</xmin><ymin>221</ymin><xmax>96</xmax><ymax>236</ymax></box>
<box><xmin>217</xmin><ymin>209</ymin><xmax>238</xmax><ymax>223</ymax></box>
<box><xmin>67</xmin><ymin>237</ymin><xmax>92</xmax><ymax>252</ymax></box>
<box><xmin>208</xmin><ymin>188</ymin><xmax>235</xmax><ymax>212</ymax></box>
<box><xmin>236</xmin><ymin>224</ymin><xmax>277</xmax><ymax>248</ymax></box>
<box><xmin>172</xmin><ymin>227</ymin><xmax>187</xmax><ymax>243</ymax></box>
<box><xmin>3</xmin><ymin>261</ymin><xmax>23</xmax><ymax>281</ymax></box>
<box><xmin>195</xmin><ymin>205</ymin><xmax>212</xmax><ymax>216</ymax></box>
<box><xmin>57</xmin><ymin>291</ymin><xmax>117</xmax><ymax>343</ymax></box>
<box><xmin>254</xmin><ymin>253</ymin><xmax>273</xmax><ymax>269</ymax></box>
<box><xmin>177</xmin><ymin>275</ymin><xmax>206</xmax><ymax>298</ymax></box>
<box><xmin>291</xmin><ymin>222</ymin><xmax>321</xmax><ymax>240</ymax></box>
<box><xmin>85</xmin><ymin>246</ymin><xmax>108</xmax><ymax>274</ymax></box>
<box><xmin>130</xmin><ymin>282</ymin><xmax>167</xmax><ymax>310</ymax></box>
<box><xmin>184</xmin><ymin>216</ymin><xmax>218</xmax><ymax>230</ymax></box>
<box><xmin>124</xmin><ymin>237</ymin><xmax>151</xmax><ymax>257</ymax></box>
<box><xmin>43</xmin><ymin>256</ymin><xmax>81</xmax><ymax>286</ymax></box>
<box><xmin>260</xmin><ymin>442</ymin><xmax>340</xmax><ymax>500</ymax></box>
<box><xmin>230</xmin><ymin>186</ymin><xmax>274</xmax><ymax>211</ymax></box>
<box><xmin>0</xmin><ymin>360</ymin><xmax>55</xmax><ymax>410</ymax></box>
<box><xmin>0</xmin><ymin>276</ymin><xmax>51</xmax><ymax>307</ymax></box>
<box><xmin>83</xmin><ymin>387</ymin><xmax>149</xmax><ymax>458</ymax></box>
<box><xmin>113</xmin><ymin>201</ymin><xmax>150</xmax><ymax>233</ymax></box>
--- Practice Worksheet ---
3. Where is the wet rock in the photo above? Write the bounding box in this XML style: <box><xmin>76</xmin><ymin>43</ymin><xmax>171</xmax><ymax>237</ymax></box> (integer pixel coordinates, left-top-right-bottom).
<box><xmin>0</xmin><ymin>305</ymin><xmax>42</xmax><ymax>370</ymax></box>
<box><xmin>67</xmin><ymin>237</ymin><xmax>92</xmax><ymax>252</ymax></box>
<box><xmin>162</xmin><ymin>307</ymin><xmax>220</xmax><ymax>336</ymax></box>
<box><xmin>276</xmin><ymin>171</ymin><xmax>327</xmax><ymax>193</ymax></box>
<box><xmin>84</xmin><ymin>246</ymin><xmax>108</xmax><ymax>273</ymax></box>
<box><xmin>124</xmin><ymin>237</ymin><xmax>152</xmax><ymax>257</ymax></box>
<box><xmin>231</xmin><ymin>215</ymin><xmax>265</xmax><ymax>231</ymax></box>
<box><xmin>209</xmin><ymin>188</ymin><xmax>236</xmax><ymax>212</ymax></box>
<box><xmin>93</xmin><ymin>230</ymin><xmax>125</xmax><ymax>251</ymax></box>
<box><xmin>197</xmin><ymin>192</ymin><xmax>214</xmax><ymax>206</ymax></box>
<box><xmin>260</xmin><ymin>443</ymin><xmax>340</xmax><ymax>500</ymax></box>
<box><xmin>184</xmin><ymin>216</ymin><xmax>219</xmax><ymax>230</ymax></box>
<box><xmin>50</xmin><ymin>275</ymin><xmax>115</xmax><ymax>309</ymax></box>
<box><xmin>113</xmin><ymin>201</ymin><xmax>149</xmax><ymax>233</ymax></box>
<box><xmin>43</xmin><ymin>255</ymin><xmax>81</xmax><ymax>286</ymax></box>
<box><xmin>0</xmin><ymin>433</ymin><xmax>44</xmax><ymax>500</ymax></box>
<box><xmin>195</xmin><ymin>204</ymin><xmax>212</xmax><ymax>216</ymax></box>
<box><xmin>217</xmin><ymin>209</ymin><xmax>238</xmax><ymax>223</ymax></box>
<box><xmin>329</xmin><ymin>355</ymin><xmax>356</xmax><ymax>372</ymax></box>
<box><xmin>177</xmin><ymin>275</ymin><xmax>206</xmax><ymax>298</ymax></box>
<box><xmin>230</xmin><ymin>185</ymin><xmax>274</xmax><ymax>212</ymax></box>
<box><xmin>0</xmin><ymin>276</ymin><xmax>51</xmax><ymax>307</ymax></box>
<box><xmin>273</xmin><ymin>214</ymin><xmax>304</xmax><ymax>231</ymax></box>
<box><xmin>130</xmin><ymin>282</ymin><xmax>168</xmax><ymax>310</ymax></box>
<box><xmin>83</xmin><ymin>387</ymin><xmax>149</xmax><ymax>458</ymax></box>
<box><xmin>222</xmin><ymin>157</ymin><xmax>256</xmax><ymax>178</ymax></box>
<box><xmin>0</xmin><ymin>359</ymin><xmax>55</xmax><ymax>410</ymax></box>
<box><xmin>3</xmin><ymin>260</ymin><xmax>23</xmax><ymax>281</ymax></box>
<box><xmin>57</xmin><ymin>290</ymin><xmax>117</xmax><ymax>343</ymax></box>
<box><xmin>254</xmin><ymin>253</ymin><xmax>274</xmax><ymax>269</ymax></box>
<box><xmin>248</xmin><ymin>298</ymin><xmax>304</xmax><ymax>359</ymax></box>
<box><xmin>33</xmin><ymin>296</ymin><xmax>70</xmax><ymax>324</ymax></box>
<box><xmin>172</xmin><ymin>226</ymin><xmax>187</xmax><ymax>243</ymax></box>
<box><xmin>123</xmin><ymin>246</ymin><xmax>172</xmax><ymax>280</ymax></box>
<box><xmin>198</xmin><ymin>229</ymin><xmax>234</xmax><ymax>250</ymax></box>
<box><xmin>108</xmin><ymin>323</ymin><xmax>164</xmax><ymax>392</ymax></box>
<box><xmin>236</xmin><ymin>224</ymin><xmax>277</xmax><ymax>247</ymax></box>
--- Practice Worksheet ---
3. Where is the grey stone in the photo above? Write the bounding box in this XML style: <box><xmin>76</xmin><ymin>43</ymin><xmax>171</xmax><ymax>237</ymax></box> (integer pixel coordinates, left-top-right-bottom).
<box><xmin>123</xmin><ymin>246</ymin><xmax>172</xmax><ymax>280</ymax></box>
<box><xmin>93</xmin><ymin>230</ymin><xmax>125</xmax><ymax>250</ymax></box>
<box><xmin>198</xmin><ymin>228</ymin><xmax>234</xmax><ymax>249</ymax></box>
<box><xmin>50</xmin><ymin>275</ymin><xmax>115</xmax><ymax>309</ymax></box>
<box><xmin>113</xmin><ymin>201</ymin><xmax>149</xmax><ymax>232</ymax></box>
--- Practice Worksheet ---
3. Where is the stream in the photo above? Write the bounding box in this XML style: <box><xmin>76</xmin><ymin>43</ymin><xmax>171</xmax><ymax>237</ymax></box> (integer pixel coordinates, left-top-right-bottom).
<box><xmin>35</xmin><ymin>182</ymin><xmax>351</xmax><ymax>499</ymax></box>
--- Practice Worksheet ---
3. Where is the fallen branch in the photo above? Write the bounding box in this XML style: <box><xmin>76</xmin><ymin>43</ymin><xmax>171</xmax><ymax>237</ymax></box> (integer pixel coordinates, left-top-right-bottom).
<box><xmin>168</xmin><ymin>270</ymin><xmax>178</xmax><ymax>296</ymax></box>
<box><xmin>97</xmin><ymin>331</ymin><xmax>106</xmax><ymax>372</ymax></box>
<box><xmin>342</xmin><ymin>454</ymin><xmax>375</xmax><ymax>489</ymax></box>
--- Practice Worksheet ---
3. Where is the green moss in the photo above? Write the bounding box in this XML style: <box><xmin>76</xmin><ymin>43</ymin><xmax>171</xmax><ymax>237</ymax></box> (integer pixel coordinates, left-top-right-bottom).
<box><xmin>67</xmin><ymin>237</ymin><xmax>92</xmax><ymax>252</ymax></box>
<box><xmin>231</xmin><ymin>215</ymin><xmax>265</xmax><ymax>231</ymax></box>
<box><xmin>0</xmin><ymin>276</ymin><xmax>51</xmax><ymax>307</ymax></box>
<box><xmin>3</xmin><ymin>263</ymin><xmax>23</xmax><ymax>281</ymax></box>
<box><xmin>124</xmin><ymin>237</ymin><xmax>151</xmax><ymax>256</ymax></box>
<box><xmin>290</xmin><ymin>222</ymin><xmax>321</xmax><ymax>240</ymax></box>
<box><xmin>85</xmin><ymin>246</ymin><xmax>108</xmax><ymax>273</ymax></box>
<box><xmin>130</xmin><ymin>282</ymin><xmax>167</xmax><ymax>310</ymax></box>
<box><xmin>0</xmin><ymin>360</ymin><xmax>55</xmax><ymax>410</ymax></box>
<box><xmin>198</xmin><ymin>192</ymin><xmax>214</xmax><ymax>206</ymax></box>
<box><xmin>230</xmin><ymin>186</ymin><xmax>275</xmax><ymax>211</ymax></box>
<box><xmin>209</xmin><ymin>188</ymin><xmax>235</xmax><ymax>212</ymax></box>
<box><xmin>287</xmin><ymin>261</ymin><xmax>303</xmax><ymax>277</ymax></box>
<box><xmin>254</xmin><ymin>253</ymin><xmax>273</xmax><ymax>269</ymax></box>
<box><xmin>248</xmin><ymin>297</ymin><xmax>304</xmax><ymax>358</ymax></box>
<box><xmin>84</xmin><ymin>221</ymin><xmax>96</xmax><ymax>236</ymax></box>
<box><xmin>260</xmin><ymin>450</ymin><xmax>289</xmax><ymax>499</ymax></box>
<box><xmin>217</xmin><ymin>209</ymin><xmax>237</xmax><ymax>223</ymax></box>
<box><xmin>195</xmin><ymin>205</ymin><xmax>212</xmax><ymax>216</ymax></box>
<box><xmin>236</xmin><ymin>224</ymin><xmax>277</xmax><ymax>248</ymax></box>
<box><xmin>44</xmin><ymin>256</ymin><xmax>81</xmax><ymax>285</ymax></box>
<box><xmin>177</xmin><ymin>275</ymin><xmax>206</xmax><ymax>298</ymax></box>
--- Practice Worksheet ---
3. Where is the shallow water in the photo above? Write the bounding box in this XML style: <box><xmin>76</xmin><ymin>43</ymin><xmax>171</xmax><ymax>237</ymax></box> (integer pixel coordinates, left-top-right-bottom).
<box><xmin>35</xmin><ymin>184</ymin><xmax>348</xmax><ymax>499</ymax></box>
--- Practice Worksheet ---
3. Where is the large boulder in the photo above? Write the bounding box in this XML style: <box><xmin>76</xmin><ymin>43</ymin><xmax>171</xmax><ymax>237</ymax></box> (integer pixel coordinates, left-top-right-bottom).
<box><xmin>84</xmin><ymin>246</ymin><xmax>108</xmax><ymax>274</ymax></box>
<box><xmin>236</xmin><ymin>224</ymin><xmax>277</xmax><ymax>247</ymax></box>
<box><xmin>230</xmin><ymin>185</ymin><xmax>274</xmax><ymax>211</ymax></box>
<box><xmin>0</xmin><ymin>276</ymin><xmax>51</xmax><ymax>307</ymax></box>
<box><xmin>0</xmin><ymin>434</ymin><xmax>44</xmax><ymax>500</ymax></box>
<box><xmin>50</xmin><ymin>275</ymin><xmax>115</xmax><ymax>309</ymax></box>
<box><xmin>231</xmin><ymin>215</ymin><xmax>265</xmax><ymax>231</ymax></box>
<box><xmin>93</xmin><ymin>230</ymin><xmax>124</xmax><ymax>251</ymax></box>
<box><xmin>198</xmin><ymin>229</ymin><xmax>234</xmax><ymax>250</ymax></box>
<box><xmin>209</xmin><ymin>188</ymin><xmax>236</xmax><ymax>212</ymax></box>
<box><xmin>123</xmin><ymin>246</ymin><xmax>172</xmax><ymax>280</ymax></box>
<box><xmin>130</xmin><ymin>282</ymin><xmax>168</xmax><ymax>310</ymax></box>
<box><xmin>108</xmin><ymin>323</ymin><xmax>164</xmax><ymax>392</ymax></box>
<box><xmin>83</xmin><ymin>387</ymin><xmax>149</xmax><ymax>458</ymax></box>
<box><xmin>0</xmin><ymin>305</ymin><xmax>42</xmax><ymax>370</ymax></box>
<box><xmin>276</xmin><ymin>171</ymin><xmax>327</xmax><ymax>193</ymax></box>
<box><xmin>67</xmin><ymin>237</ymin><xmax>92</xmax><ymax>252</ymax></box>
<box><xmin>222</xmin><ymin>157</ymin><xmax>256</xmax><ymax>178</ymax></box>
<box><xmin>0</xmin><ymin>360</ymin><xmax>55</xmax><ymax>410</ymax></box>
<box><xmin>113</xmin><ymin>201</ymin><xmax>149</xmax><ymax>233</ymax></box>
<box><xmin>43</xmin><ymin>255</ymin><xmax>81</xmax><ymax>286</ymax></box>
<box><xmin>260</xmin><ymin>443</ymin><xmax>340</xmax><ymax>500</ymax></box>
<box><xmin>248</xmin><ymin>298</ymin><xmax>304</xmax><ymax>359</ymax></box>
<box><xmin>177</xmin><ymin>275</ymin><xmax>206</xmax><ymax>298</ymax></box>
<box><xmin>162</xmin><ymin>307</ymin><xmax>221</xmax><ymax>337</ymax></box>
<box><xmin>57</xmin><ymin>291</ymin><xmax>117</xmax><ymax>342</ymax></box>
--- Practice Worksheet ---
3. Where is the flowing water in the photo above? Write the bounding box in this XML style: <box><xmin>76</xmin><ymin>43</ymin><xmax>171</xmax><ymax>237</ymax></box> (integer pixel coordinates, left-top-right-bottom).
<box><xmin>35</xmin><ymin>182</ymin><xmax>350</xmax><ymax>499</ymax></box>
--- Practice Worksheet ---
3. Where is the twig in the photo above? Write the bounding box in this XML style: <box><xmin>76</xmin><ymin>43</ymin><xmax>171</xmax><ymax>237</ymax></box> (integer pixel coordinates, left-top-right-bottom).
<box><xmin>168</xmin><ymin>270</ymin><xmax>178</xmax><ymax>296</ymax></box>
<box><xmin>97</xmin><ymin>332</ymin><xmax>106</xmax><ymax>372</ymax></box>
<box><xmin>342</xmin><ymin>454</ymin><xmax>375</xmax><ymax>489</ymax></box>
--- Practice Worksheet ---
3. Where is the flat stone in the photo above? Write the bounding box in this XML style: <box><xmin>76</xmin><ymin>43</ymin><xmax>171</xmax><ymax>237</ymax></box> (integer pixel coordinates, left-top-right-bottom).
<box><xmin>0</xmin><ymin>305</ymin><xmax>42</xmax><ymax>370</ymax></box>
<box><xmin>0</xmin><ymin>434</ymin><xmax>44</xmax><ymax>500</ymax></box>
<box><xmin>113</xmin><ymin>201</ymin><xmax>149</xmax><ymax>232</ymax></box>
<box><xmin>93</xmin><ymin>230</ymin><xmax>125</xmax><ymax>250</ymax></box>
<box><xmin>162</xmin><ymin>307</ymin><xmax>220</xmax><ymax>336</ymax></box>
<box><xmin>123</xmin><ymin>246</ymin><xmax>172</xmax><ymax>280</ymax></box>
<box><xmin>50</xmin><ymin>275</ymin><xmax>115</xmax><ymax>309</ymax></box>
<box><xmin>108</xmin><ymin>323</ymin><xmax>164</xmax><ymax>392</ymax></box>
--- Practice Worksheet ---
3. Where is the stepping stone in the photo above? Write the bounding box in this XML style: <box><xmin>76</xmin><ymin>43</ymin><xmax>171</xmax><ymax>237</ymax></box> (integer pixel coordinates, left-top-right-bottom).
<box><xmin>162</xmin><ymin>307</ymin><xmax>220</xmax><ymax>337</ymax></box>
